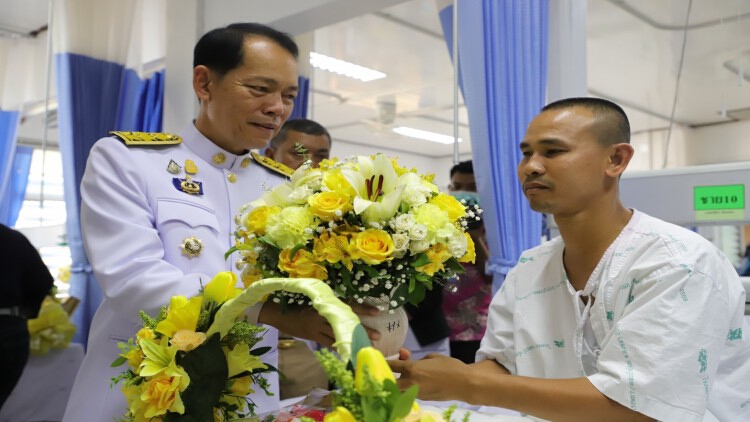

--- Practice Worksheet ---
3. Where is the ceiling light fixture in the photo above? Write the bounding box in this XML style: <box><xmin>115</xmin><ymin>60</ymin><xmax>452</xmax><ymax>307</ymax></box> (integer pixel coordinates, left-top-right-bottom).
<box><xmin>392</xmin><ymin>126</ymin><xmax>462</xmax><ymax>145</ymax></box>
<box><xmin>309</xmin><ymin>52</ymin><xmax>386</xmax><ymax>82</ymax></box>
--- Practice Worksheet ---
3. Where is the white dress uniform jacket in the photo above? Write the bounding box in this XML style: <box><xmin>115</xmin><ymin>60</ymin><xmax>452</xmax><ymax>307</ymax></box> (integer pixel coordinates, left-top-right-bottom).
<box><xmin>63</xmin><ymin>124</ymin><xmax>286</xmax><ymax>421</ymax></box>
<box><xmin>478</xmin><ymin>210</ymin><xmax>750</xmax><ymax>422</ymax></box>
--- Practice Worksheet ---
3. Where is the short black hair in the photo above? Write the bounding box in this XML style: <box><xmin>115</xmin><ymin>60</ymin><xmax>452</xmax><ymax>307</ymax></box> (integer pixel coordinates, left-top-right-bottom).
<box><xmin>269</xmin><ymin>119</ymin><xmax>332</xmax><ymax>148</ymax></box>
<box><xmin>450</xmin><ymin>160</ymin><xmax>474</xmax><ymax>178</ymax></box>
<box><xmin>542</xmin><ymin>97</ymin><xmax>631</xmax><ymax>145</ymax></box>
<box><xmin>193</xmin><ymin>23</ymin><xmax>298</xmax><ymax>76</ymax></box>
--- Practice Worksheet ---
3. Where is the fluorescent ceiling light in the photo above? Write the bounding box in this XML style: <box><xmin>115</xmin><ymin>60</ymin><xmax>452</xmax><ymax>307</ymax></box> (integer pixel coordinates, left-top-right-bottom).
<box><xmin>309</xmin><ymin>52</ymin><xmax>386</xmax><ymax>82</ymax></box>
<box><xmin>392</xmin><ymin>126</ymin><xmax>463</xmax><ymax>145</ymax></box>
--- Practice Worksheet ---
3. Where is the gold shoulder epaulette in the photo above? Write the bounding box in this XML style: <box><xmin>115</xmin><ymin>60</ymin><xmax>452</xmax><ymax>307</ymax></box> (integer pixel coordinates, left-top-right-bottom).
<box><xmin>110</xmin><ymin>131</ymin><xmax>182</xmax><ymax>146</ymax></box>
<box><xmin>250</xmin><ymin>151</ymin><xmax>294</xmax><ymax>177</ymax></box>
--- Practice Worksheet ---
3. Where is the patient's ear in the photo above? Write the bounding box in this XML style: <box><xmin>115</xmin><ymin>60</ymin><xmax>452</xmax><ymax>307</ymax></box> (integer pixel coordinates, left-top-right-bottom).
<box><xmin>606</xmin><ymin>143</ymin><xmax>633</xmax><ymax>178</ymax></box>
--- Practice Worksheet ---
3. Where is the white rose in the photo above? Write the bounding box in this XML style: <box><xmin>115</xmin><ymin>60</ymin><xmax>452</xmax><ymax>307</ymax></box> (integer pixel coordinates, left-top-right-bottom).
<box><xmin>390</xmin><ymin>213</ymin><xmax>415</xmax><ymax>232</ymax></box>
<box><xmin>409</xmin><ymin>224</ymin><xmax>428</xmax><ymax>241</ymax></box>
<box><xmin>401</xmin><ymin>186</ymin><xmax>427</xmax><ymax>208</ymax></box>
<box><xmin>447</xmin><ymin>232</ymin><xmax>468</xmax><ymax>258</ymax></box>
<box><xmin>288</xmin><ymin>186</ymin><xmax>314</xmax><ymax>204</ymax></box>
<box><xmin>392</xmin><ymin>232</ymin><xmax>410</xmax><ymax>253</ymax></box>
<box><xmin>409</xmin><ymin>239</ymin><xmax>430</xmax><ymax>254</ymax></box>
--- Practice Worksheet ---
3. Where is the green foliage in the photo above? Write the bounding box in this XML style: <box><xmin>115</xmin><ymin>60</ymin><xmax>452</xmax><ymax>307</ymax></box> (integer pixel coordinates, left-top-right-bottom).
<box><xmin>176</xmin><ymin>334</ymin><xmax>228</xmax><ymax>421</ymax></box>
<box><xmin>224</xmin><ymin>320</ymin><xmax>266</xmax><ymax>349</ymax></box>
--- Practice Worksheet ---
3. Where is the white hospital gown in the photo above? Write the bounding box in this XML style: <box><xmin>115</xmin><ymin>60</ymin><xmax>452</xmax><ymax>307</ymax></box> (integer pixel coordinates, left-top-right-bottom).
<box><xmin>477</xmin><ymin>210</ymin><xmax>750</xmax><ymax>422</ymax></box>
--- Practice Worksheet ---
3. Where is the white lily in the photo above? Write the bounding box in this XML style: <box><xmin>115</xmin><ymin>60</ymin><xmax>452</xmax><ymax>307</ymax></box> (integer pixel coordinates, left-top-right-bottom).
<box><xmin>251</xmin><ymin>182</ymin><xmax>294</xmax><ymax>208</ymax></box>
<box><xmin>341</xmin><ymin>154</ymin><xmax>405</xmax><ymax>224</ymax></box>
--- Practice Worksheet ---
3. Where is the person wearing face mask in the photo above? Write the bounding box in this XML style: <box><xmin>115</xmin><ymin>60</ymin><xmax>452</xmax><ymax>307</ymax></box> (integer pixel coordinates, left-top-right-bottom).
<box><xmin>441</xmin><ymin>161</ymin><xmax>492</xmax><ymax>364</ymax></box>
<box><xmin>62</xmin><ymin>23</ymin><xmax>377</xmax><ymax>421</ymax></box>
<box><xmin>264</xmin><ymin>118</ymin><xmax>331</xmax><ymax>170</ymax></box>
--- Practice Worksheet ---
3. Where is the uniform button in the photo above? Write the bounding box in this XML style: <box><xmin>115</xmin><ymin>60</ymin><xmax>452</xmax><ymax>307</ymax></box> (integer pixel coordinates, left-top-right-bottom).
<box><xmin>212</xmin><ymin>153</ymin><xmax>226</xmax><ymax>164</ymax></box>
<box><xmin>241</xmin><ymin>157</ymin><xmax>251</xmax><ymax>168</ymax></box>
<box><xmin>227</xmin><ymin>173</ymin><xmax>237</xmax><ymax>183</ymax></box>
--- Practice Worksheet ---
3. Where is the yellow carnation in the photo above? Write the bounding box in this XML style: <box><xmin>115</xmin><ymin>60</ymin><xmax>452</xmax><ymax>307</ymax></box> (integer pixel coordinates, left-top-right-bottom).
<box><xmin>308</xmin><ymin>191</ymin><xmax>352</xmax><ymax>221</ymax></box>
<box><xmin>413</xmin><ymin>203</ymin><xmax>450</xmax><ymax>242</ymax></box>
<box><xmin>265</xmin><ymin>206</ymin><xmax>315</xmax><ymax>249</ymax></box>
<box><xmin>429</xmin><ymin>193</ymin><xmax>466</xmax><ymax>221</ymax></box>
<box><xmin>459</xmin><ymin>232</ymin><xmax>476</xmax><ymax>264</ymax></box>
<box><xmin>243</xmin><ymin>205</ymin><xmax>281</xmax><ymax>235</ymax></box>
<box><xmin>348</xmin><ymin>229</ymin><xmax>394</xmax><ymax>265</ymax></box>
<box><xmin>278</xmin><ymin>248</ymin><xmax>328</xmax><ymax>279</ymax></box>
<box><xmin>415</xmin><ymin>243</ymin><xmax>453</xmax><ymax>276</ymax></box>
<box><xmin>170</xmin><ymin>329</ymin><xmax>206</xmax><ymax>352</ymax></box>
<box><xmin>313</xmin><ymin>231</ymin><xmax>353</xmax><ymax>271</ymax></box>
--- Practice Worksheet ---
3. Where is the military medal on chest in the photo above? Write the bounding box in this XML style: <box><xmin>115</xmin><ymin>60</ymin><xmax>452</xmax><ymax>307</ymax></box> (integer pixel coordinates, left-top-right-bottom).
<box><xmin>180</xmin><ymin>236</ymin><xmax>203</xmax><ymax>257</ymax></box>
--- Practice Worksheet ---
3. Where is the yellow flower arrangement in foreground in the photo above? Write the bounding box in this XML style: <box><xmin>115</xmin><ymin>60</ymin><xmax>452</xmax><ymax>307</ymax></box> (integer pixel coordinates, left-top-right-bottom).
<box><xmin>111</xmin><ymin>272</ymin><xmax>272</xmax><ymax>421</ymax></box>
<box><xmin>230</xmin><ymin>154</ymin><xmax>480</xmax><ymax>311</ymax></box>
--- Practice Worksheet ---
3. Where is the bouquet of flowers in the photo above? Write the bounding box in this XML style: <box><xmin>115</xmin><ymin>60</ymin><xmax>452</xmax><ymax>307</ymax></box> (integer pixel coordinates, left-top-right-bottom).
<box><xmin>111</xmin><ymin>272</ymin><xmax>274</xmax><ymax>421</ymax></box>
<box><xmin>230</xmin><ymin>154</ymin><xmax>479</xmax><ymax>311</ymax></box>
<box><xmin>27</xmin><ymin>294</ymin><xmax>77</xmax><ymax>356</ymax></box>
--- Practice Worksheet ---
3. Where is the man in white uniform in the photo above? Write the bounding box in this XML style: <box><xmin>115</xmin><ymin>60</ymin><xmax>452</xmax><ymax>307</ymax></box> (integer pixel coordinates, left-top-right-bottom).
<box><xmin>391</xmin><ymin>97</ymin><xmax>750</xmax><ymax>421</ymax></box>
<box><xmin>63</xmin><ymin>23</ymin><xmax>346</xmax><ymax>421</ymax></box>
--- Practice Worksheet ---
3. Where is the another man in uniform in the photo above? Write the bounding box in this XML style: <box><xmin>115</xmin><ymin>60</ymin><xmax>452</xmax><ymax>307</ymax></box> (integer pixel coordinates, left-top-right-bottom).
<box><xmin>264</xmin><ymin>118</ymin><xmax>331</xmax><ymax>169</ymax></box>
<box><xmin>391</xmin><ymin>97</ymin><xmax>750</xmax><ymax>421</ymax></box>
<box><xmin>63</xmin><ymin>23</ymin><xmax>360</xmax><ymax>421</ymax></box>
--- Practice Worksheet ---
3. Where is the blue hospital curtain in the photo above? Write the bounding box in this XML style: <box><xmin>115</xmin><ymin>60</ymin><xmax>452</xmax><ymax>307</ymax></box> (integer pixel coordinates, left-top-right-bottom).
<box><xmin>437</xmin><ymin>0</ymin><xmax>548</xmax><ymax>291</ymax></box>
<box><xmin>54</xmin><ymin>0</ymin><xmax>165</xmax><ymax>346</ymax></box>
<box><xmin>0</xmin><ymin>145</ymin><xmax>34</xmax><ymax>226</ymax></box>
<box><xmin>289</xmin><ymin>76</ymin><xmax>310</xmax><ymax>120</ymax></box>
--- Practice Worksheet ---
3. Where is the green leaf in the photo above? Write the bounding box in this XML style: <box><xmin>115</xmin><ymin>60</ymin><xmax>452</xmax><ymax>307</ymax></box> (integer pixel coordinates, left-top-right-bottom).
<box><xmin>407</xmin><ymin>283</ymin><xmax>425</xmax><ymax>306</ymax></box>
<box><xmin>224</xmin><ymin>245</ymin><xmax>238</xmax><ymax>261</ymax></box>
<box><xmin>444</xmin><ymin>258</ymin><xmax>465</xmax><ymax>274</ymax></box>
<box><xmin>250</xmin><ymin>346</ymin><xmax>272</xmax><ymax>356</ymax></box>
<box><xmin>349</xmin><ymin>323</ymin><xmax>372</xmax><ymax>368</ymax></box>
<box><xmin>362</xmin><ymin>396</ymin><xmax>388</xmax><ymax>422</ymax></box>
<box><xmin>411</xmin><ymin>253</ymin><xmax>431</xmax><ymax>268</ymax></box>
<box><xmin>175</xmin><ymin>333</ymin><xmax>228</xmax><ymax>421</ymax></box>
<box><xmin>110</xmin><ymin>356</ymin><xmax>127</xmax><ymax>368</ymax></box>
<box><xmin>289</xmin><ymin>243</ymin><xmax>307</xmax><ymax>260</ymax></box>
<box><xmin>388</xmin><ymin>383</ymin><xmax>418</xmax><ymax>422</ymax></box>
<box><xmin>391</xmin><ymin>282</ymin><xmax>410</xmax><ymax>306</ymax></box>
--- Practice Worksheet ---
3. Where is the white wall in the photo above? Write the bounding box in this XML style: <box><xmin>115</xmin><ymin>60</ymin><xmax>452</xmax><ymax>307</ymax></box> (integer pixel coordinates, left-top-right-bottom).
<box><xmin>685</xmin><ymin>120</ymin><xmax>750</xmax><ymax>166</ymax></box>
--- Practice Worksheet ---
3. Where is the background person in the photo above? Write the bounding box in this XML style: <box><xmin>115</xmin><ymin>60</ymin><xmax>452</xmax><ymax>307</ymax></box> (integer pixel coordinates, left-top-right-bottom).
<box><xmin>391</xmin><ymin>97</ymin><xmax>750</xmax><ymax>421</ymax></box>
<box><xmin>442</xmin><ymin>161</ymin><xmax>492</xmax><ymax>364</ymax></box>
<box><xmin>264</xmin><ymin>118</ymin><xmax>331</xmax><ymax>169</ymax></box>
<box><xmin>0</xmin><ymin>224</ymin><xmax>54</xmax><ymax>410</ymax></box>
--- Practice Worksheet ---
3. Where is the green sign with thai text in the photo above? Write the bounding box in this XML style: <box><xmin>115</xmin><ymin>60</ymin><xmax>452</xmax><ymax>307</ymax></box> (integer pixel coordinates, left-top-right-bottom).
<box><xmin>694</xmin><ymin>184</ymin><xmax>745</xmax><ymax>221</ymax></box>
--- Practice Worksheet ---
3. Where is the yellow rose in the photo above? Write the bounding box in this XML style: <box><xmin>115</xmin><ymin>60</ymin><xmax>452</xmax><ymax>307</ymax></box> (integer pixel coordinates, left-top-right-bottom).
<box><xmin>415</xmin><ymin>243</ymin><xmax>453</xmax><ymax>276</ymax></box>
<box><xmin>122</xmin><ymin>384</ymin><xmax>146</xmax><ymax>420</ymax></box>
<box><xmin>348</xmin><ymin>229</ymin><xmax>394</xmax><ymax>265</ymax></box>
<box><xmin>429</xmin><ymin>193</ymin><xmax>466</xmax><ymax>222</ymax></box>
<box><xmin>322</xmin><ymin>168</ymin><xmax>356</xmax><ymax>197</ymax></box>
<box><xmin>125</xmin><ymin>347</ymin><xmax>144</xmax><ymax>369</ymax></box>
<box><xmin>204</xmin><ymin>271</ymin><xmax>241</xmax><ymax>304</ymax></box>
<box><xmin>140</xmin><ymin>372</ymin><xmax>189</xmax><ymax>418</ymax></box>
<box><xmin>324</xmin><ymin>406</ymin><xmax>357</xmax><ymax>422</ymax></box>
<box><xmin>265</xmin><ymin>206</ymin><xmax>315</xmax><ymax>249</ymax></box>
<box><xmin>170</xmin><ymin>329</ymin><xmax>206</xmax><ymax>352</ymax></box>
<box><xmin>278</xmin><ymin>248</ymin><xmax>328</xmax><ymax>280</ymax></box>
<box><xmin>313</xmin><ymin>231</ymin><xmax>353</xmax><ymax>271</ymax></box>
<box><xmin>243</xmin><ymin>206</ymin><xmax>281</xmax><ymax>235</ymax></box>
<box><xmin>459</xmin><ymin>232</ymin><xmax>476</xmax><ymax>264</ymax></box>
<box><xmin>354</xmin><ymin>347</ymin><xmax>396</xmax><ymax>395</ymax></box>
<box><xmin>308</xmin><ymin>191</ymin><xmax>352</xmax><ymax>221</ymax></box>
<box><xmin>228</xmin><ymin>376</ymin><xmax>253</xmax><ymax>396</ymax></box>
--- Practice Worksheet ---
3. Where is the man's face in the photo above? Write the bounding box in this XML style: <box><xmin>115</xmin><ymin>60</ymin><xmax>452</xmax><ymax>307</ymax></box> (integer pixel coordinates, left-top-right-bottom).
<box><xmin>449</xmin><ymin>172</ymin><xmax>476</xmax><ymax>192</ymax></box>
<box><xmin>517</xmin><ymin>107</ymin><xmax>612</xmax><ymax>217</ymax></box>
<box><xmin>196</xmin><ymin>36</ymin><xmax>298</xmax><ymax>153</ymax></box>
<box><xmin>268</xmin><ymin>130</ymin><xmax>330</xmax><ymax>169</ymax></box>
